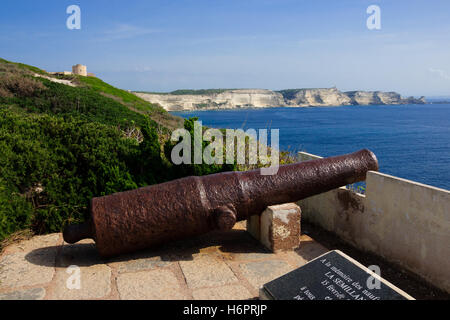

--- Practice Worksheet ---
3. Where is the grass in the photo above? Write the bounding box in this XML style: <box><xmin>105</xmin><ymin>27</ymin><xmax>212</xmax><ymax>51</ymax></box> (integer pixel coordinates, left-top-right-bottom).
<box><xmin>77</xmin><ymin>76</ymin><xmax>183</xmax><ymax>130</ymax></box>
<box><xmin>79</xmin><ymin>76</ymin><xmax>157</xmax><ymax>108</ymax></box>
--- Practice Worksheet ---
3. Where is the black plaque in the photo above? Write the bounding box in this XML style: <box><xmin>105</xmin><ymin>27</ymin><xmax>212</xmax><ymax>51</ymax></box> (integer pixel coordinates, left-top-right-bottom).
<box><xmin>261</xmin><ymin>250</ymin><xmax>413</xmax><ymax>300</ymax></box>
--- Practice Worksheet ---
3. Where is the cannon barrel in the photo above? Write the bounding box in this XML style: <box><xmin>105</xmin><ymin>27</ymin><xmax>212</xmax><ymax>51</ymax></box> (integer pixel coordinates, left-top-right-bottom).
<box><xmin>63</xmin><ymin>149</ymin><xmax>378</xmax><ymax>257</ymax></box>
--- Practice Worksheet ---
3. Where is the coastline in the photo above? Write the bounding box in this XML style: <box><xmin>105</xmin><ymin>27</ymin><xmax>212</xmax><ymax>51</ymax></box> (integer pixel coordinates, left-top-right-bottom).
<box><xmin>167</xmin><ymin>103</ymin><xmax>431</xmax><ymax>113</ymax></box>
<box><xmin>134</xmin><ymin>88</ymin><xmax>426</xmax><ymax>112</ymax></box>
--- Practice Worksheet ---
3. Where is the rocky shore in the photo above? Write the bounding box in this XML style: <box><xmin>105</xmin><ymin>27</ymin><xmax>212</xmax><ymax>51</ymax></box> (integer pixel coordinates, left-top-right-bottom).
<box><xmin>134</xmin><ymin>88</ymin><xmax>426</xmax><ymax>111</ymax></box>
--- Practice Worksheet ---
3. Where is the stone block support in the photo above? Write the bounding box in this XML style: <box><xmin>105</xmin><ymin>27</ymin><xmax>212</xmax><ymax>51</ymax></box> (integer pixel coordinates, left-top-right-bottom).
<box><xmin>247</xmin><ymin>203</ymin><xmax>301</xmax><ymax>252</ymax></box>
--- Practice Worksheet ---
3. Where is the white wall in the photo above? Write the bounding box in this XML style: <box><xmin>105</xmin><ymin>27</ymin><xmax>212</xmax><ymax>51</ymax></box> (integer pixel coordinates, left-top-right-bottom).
<box><xmin>297</xmin><ymin>152</ymin><xmax>450</xmax><ymax>293</ymax></box>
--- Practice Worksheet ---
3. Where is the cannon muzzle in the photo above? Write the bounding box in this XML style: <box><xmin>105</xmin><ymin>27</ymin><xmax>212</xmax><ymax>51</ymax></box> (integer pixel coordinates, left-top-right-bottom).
<box><xmin>63</xmin><ymin>149</ymin><xmax>378</xmax><ymax>257</ymax></box>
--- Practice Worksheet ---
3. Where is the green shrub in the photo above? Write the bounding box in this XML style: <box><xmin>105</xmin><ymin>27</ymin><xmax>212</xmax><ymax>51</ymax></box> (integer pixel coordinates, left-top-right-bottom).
<box><xmin>164</xmin><ymin>117</ymin><xmax>237</xmax><ymax>177</ymax></box>
<box><xmin>0</xmin><ymin>106</ymin><xmax>144</xmax><ymax>236</ymax></box>
<box><xmin>0</xmin><ymin>179</ymin><xmax>33</xmax><ymax>240</ymax></box>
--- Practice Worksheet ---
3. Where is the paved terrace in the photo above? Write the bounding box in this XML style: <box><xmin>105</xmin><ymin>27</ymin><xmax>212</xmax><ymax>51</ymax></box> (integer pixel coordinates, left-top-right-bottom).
<box><xmin>0</xmin><ymin>222</ymin><xmax>329</xmax><ymax>300</ymax></box>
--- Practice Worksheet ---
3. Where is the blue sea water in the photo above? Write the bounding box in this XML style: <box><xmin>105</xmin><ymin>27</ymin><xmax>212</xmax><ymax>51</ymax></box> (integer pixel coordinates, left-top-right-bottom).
<box><xmin>171</xmin><ymin>104</ymin><xmax>450</xmax><ymax>191</ymax></box>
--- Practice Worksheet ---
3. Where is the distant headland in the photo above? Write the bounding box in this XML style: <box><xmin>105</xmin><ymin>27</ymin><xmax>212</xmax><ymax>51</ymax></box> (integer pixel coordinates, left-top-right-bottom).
<box><xmin>134</xmin><ymin>88</ymin><xmax>426</xmax><ymax>111</ymax></box>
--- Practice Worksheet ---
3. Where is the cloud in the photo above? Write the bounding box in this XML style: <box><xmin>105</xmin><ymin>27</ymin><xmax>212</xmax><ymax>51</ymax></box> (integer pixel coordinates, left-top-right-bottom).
<box><xmin>99</xmin><ymin>24</ymin><xmax>161</xmax><ymax>41</ymax></box>
<box><xmin>429</xmin><ymin>68</ymin><xmax>450</xmax><ymax>80</ymax></box>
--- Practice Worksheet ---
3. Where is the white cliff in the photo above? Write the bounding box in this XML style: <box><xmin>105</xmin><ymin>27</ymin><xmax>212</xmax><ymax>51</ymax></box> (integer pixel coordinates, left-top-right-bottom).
<box><xmin>134</xmin><ymin>88</ymin><xmax>426</xmax><ymax>111</ymax></box>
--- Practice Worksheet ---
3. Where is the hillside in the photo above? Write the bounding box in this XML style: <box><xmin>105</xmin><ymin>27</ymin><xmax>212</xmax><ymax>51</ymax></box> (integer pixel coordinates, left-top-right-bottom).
<box><xmin>0</xmin><ymin>58</ymin><xmax>184</xmax><ymax>130</ymax></box>
<box><xmin>135</xmin><ymin>88</ymin><xmax>426</xmax><ymax>111</ymax></box>
<box><xmin>0</xmin><ymin>59</ymin><xmax>233</xmax><ymax>244</ymax></box>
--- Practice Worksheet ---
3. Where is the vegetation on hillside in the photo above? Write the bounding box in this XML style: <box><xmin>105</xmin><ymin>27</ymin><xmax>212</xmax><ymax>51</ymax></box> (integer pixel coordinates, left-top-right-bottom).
<box><xmin>0</xmin><ymin>59</ymin><xmax>240</xmax><ymax>243</ymax></box>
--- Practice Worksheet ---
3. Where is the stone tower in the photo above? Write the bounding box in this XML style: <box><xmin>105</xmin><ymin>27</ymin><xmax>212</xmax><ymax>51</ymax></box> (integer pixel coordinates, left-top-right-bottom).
<box><xmin>72</xmin><ymin>64</ymin><xmax>87</xmax><ymax>76</ymax></box>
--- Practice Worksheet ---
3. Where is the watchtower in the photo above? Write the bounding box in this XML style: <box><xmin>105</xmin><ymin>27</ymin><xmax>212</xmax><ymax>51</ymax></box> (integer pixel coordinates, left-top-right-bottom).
<box><xmin>72</xmin><ymin>64</ymin><xmax>87</xmax><ymax>76</ymax></box>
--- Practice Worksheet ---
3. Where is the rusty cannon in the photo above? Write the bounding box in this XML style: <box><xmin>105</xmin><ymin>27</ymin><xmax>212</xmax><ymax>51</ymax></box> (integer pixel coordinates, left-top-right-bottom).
<box><xmin>63</xmin><ymin>149</ymin><xmax>378</xmax><ymax>257</ymax></box>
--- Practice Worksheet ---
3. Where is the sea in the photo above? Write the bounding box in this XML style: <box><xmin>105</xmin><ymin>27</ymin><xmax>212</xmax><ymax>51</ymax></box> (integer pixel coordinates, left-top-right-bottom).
<box><xmin>171</xmin><ymin>104</ymin><xmax>450</xmax><ymax>191</ymax></box>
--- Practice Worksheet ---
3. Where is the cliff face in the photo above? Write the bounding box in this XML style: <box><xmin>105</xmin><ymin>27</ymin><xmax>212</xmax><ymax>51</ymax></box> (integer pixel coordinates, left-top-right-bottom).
<box><xmin>134</xmin><ymin>89</ymin><xmax>286</xmax><ymax>111</ymax></box>
<box><xmin>134</xmin><ymin>88</ymin><xmax>426</xmax><ymax>111</ymax></box>
<box><xmin>282</xmin><ymin>88</ymin><xmax>352</xmax><ymax>106</ymax></box>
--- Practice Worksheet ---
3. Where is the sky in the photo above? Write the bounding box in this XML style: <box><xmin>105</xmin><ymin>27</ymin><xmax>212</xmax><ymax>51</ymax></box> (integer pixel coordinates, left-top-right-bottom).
<box><xmin>1</xmin><ymin>0</ymin><xmax>450</xmax><ymax>97</ymax></box>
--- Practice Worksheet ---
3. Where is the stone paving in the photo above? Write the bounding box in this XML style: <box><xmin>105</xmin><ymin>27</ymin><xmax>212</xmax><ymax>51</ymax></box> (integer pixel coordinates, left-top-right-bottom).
<box><xmin>0</xmin><ymin>222</ymin><xmax>328</xmax><ymax>300</ymax></box>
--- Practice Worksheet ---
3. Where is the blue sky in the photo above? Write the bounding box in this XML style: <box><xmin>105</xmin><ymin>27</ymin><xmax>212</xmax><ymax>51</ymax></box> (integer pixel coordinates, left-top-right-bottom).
<box><xmin>1</xmin><ymin>0</ymin><xmax>450</xmax><ymax>96</ymax></box>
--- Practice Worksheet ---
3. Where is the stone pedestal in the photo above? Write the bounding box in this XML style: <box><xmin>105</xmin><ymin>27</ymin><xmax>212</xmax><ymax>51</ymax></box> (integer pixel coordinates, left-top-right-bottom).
<box><xmin>247</xmin><ymin>203</ymin><xmax>301</xmax><ymax>252</ymax></box>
